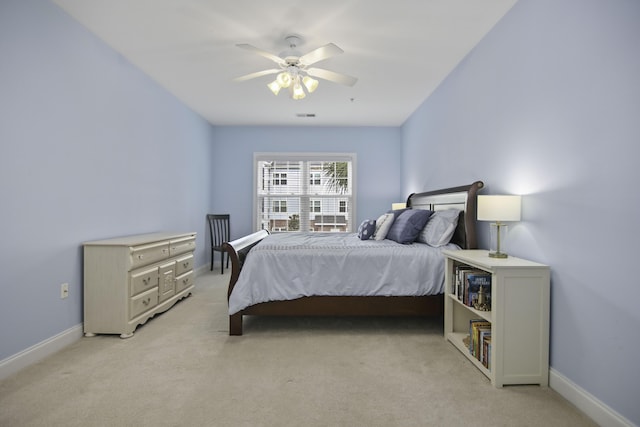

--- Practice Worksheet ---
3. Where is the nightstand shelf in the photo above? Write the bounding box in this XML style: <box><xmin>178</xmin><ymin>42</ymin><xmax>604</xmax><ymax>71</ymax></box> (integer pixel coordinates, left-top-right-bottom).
<box><xmin>443</xmin><ymin>249</ymin><xmax>550</xmax><ymax>387</ymax></box>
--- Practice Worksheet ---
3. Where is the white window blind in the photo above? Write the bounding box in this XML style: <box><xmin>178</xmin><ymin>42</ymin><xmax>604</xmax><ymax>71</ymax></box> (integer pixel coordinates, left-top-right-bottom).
<box><xmin>254</xmin><ymin>153</ymin><xmax>356</xmax><ymax>233</ymax></box>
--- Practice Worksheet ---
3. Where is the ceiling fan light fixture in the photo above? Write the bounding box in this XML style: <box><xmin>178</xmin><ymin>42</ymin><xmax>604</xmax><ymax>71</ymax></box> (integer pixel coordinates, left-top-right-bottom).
<box><xmin>235</xmin><ymin>37</ymin><xmax>357</xmax><ymax>101</ymax></box>
<box><xmin>267</xmin><ymin>80</ymin><xmax>281</xmax><ymax>95</ymax></box>
<box><xmin>292</xmin><ymin>81</ymin><xmax>306</xmax><ymax>100</ymax></box>
<box><xmin>276</xmin><ymin>72</ymin><xmax>292</xmax><ymax>88</ymax></box>
<box><xmin>302</xmin><ymin>76</ymin><xmax>319</xmax><ymax>93</ymax></box>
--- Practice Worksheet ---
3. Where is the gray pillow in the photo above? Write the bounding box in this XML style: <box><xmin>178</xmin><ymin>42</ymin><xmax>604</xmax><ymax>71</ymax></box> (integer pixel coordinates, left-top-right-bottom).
<box><xmin>373</xmin><ymin>213</ymin><xmax>395</xmax><ymax>240</ymax></box>
<box><xmin>417</xmin><ymin>209</ymin><xmax>461</xmax><ymax>247</ymax></box>
<box><xmin>357</xmin><ymin>219</ymin><xmax>376</xmax><ymax>240</ymax></box>
<box><xmin>386</xmin><ymin>209</ymin><xmax>433</xmax><ymax>244</ymax></box>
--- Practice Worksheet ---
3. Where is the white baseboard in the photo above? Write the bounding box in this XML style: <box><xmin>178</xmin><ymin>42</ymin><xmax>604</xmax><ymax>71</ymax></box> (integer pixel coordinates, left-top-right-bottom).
<box><xmin>1</xmin><ymin>266</ymin><xmax>212</xmax><ymax>382</ymax></box>
<box><xmin>0</xmin><ymin>324</ymin><xmax>83</xmax><ymax>381</ymax></box>
<box><xmin>550</xmin><ymin>368</ymin><xmax>635</xmax><ymax>427</ymax></box>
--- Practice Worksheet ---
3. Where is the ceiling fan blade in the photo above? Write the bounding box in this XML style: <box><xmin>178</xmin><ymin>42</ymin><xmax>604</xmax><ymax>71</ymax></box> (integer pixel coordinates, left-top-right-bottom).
<box><xmin>306</xmin><ymin>68</ymin><xmax>358</xmax><ymax>87</ymax></box>
<box><xmin>233</xmin><ymin>69</ymin><xmax>280</xmax><ymax>82</ymax></box>
<box><xmin>236</xmin><ymin>43</ymin><xmax>286</xmax><ymax>66</ymax></box>
<box><xmin>299</xmin><ymin>43</ymin><xmax>343</xmax><ymax>66</ymax></box>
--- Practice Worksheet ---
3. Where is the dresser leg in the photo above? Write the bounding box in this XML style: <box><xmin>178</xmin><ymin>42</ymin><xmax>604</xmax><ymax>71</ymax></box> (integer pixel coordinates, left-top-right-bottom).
<box><xmin>120</xmin><ymin>332</ymin><xmax>134</xmax><ymax>339</ymax></box>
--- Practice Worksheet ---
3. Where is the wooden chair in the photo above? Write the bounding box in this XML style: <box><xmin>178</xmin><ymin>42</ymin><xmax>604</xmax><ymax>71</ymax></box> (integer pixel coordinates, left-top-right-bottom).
<box><xmin>207</xmin><ymin>214</ymin><xmax>230</xmax><ymax>274</ymax></box>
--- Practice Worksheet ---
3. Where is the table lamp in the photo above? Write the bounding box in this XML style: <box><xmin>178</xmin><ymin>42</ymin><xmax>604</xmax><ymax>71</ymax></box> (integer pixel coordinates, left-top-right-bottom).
<box><xmin>477</xmin><ymin>195</ymin><xmax>521</xmax><ymax>258</ymax></box>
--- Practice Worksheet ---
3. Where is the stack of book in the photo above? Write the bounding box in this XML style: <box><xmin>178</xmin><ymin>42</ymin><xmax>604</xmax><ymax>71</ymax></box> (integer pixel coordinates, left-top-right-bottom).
<box><xmin>454</xmin><ymin>264</ymin><xmax>492</xmax><ymax>310</ymax></box>
<box><xmin>469</xmin><ymin>319</ymin><xmax>492</xmax><ymax>370</ymax></box>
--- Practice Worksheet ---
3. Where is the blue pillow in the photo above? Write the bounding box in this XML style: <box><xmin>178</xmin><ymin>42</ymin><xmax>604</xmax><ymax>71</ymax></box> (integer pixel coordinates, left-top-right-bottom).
<box><xmin>387</xmin><ymin>207</ymin><xmax>409</xmax><ymax>221</ymax></box>
<box><xmin>386</xmin><ymin>209</ymin><xmax>433</xmax><ymax>244</ymax></box>
<box><xmin>357</xmin><ymin>219</ymin><xmax>376</xmax><ymax>240</ymax></box>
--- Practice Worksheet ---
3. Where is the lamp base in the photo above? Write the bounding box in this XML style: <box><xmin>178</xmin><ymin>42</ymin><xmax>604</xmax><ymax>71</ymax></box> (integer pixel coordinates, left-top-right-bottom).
<box><xmin>488</xmin><ymin>251</ymin><xmax>508</xmax><ymax>258</ymax></box>
<box><xmin>489</xmin><ymin>223</ymin><xmax>509</xmax><ymax>259</ymax></box>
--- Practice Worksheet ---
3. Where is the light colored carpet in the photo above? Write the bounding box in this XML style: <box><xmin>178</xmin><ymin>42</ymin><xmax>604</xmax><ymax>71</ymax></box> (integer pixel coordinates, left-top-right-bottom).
<box><xmin>0</xmin><ymin>271</ymin><xmax>596</xmax><ymax>427</ymax></box>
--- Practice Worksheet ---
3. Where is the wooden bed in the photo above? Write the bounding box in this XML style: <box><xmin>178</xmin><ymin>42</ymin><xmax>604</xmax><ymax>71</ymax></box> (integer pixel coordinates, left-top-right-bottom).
<box><xmin>222</xmin><ymin>181</ymin><xmax>484</xmax><ymax>335</ymax></box>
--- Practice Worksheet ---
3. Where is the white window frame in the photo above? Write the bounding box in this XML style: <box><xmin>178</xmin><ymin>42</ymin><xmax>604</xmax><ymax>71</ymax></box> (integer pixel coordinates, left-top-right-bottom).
<box><xmin>254</xmin><ymin>152</ymin><xmax>357</xmax><ymax>233</ymax></box>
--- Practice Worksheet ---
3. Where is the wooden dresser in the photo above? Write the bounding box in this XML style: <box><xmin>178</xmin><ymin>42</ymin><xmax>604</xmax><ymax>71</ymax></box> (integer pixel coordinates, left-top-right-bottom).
<box><xmin>83</xmin><ymin>232</ymin><xmax>196</xmax><ymax>338</ymax></box>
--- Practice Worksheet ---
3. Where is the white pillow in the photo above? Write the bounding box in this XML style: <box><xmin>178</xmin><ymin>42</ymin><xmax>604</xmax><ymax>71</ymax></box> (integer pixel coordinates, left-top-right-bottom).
<box><xmin>373</xmin><ymin>213</ymin><xmax>395</xmax><ymax>240</ymax></box>
<box><xmin>417</xmin><ymin>209</ymin><xmax>461</xmax><ymax>247</ymax></box>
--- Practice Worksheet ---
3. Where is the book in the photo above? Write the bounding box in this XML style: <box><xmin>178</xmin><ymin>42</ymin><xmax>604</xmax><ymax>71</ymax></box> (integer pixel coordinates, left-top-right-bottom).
<box><xmin>482</xmin><ymin>335</ymin><xmax>492</xmax><ymax>369</ymax></box>
<box><xmin>466</xmin><ymin>272</ymin><xmax>492</xmax><ymax>309</ymax></box>
<box><xmin>469</xmin><ymin>319</ymin><xmax>491</xmax><ymax>357</ymax></box>
<box><xmin>479</xmin><ymin>328</ymin><xmax>492</xmax><ymax>364</ymax></box>
<box><xmin>474</xmin><ymin>326</ymin><xmax>491</xmax><ymax>360</ymax></box>
<box><xmin>454</xmin><ymin>264</ymin><xmax>475</xmax><ymax>301</ymax></box>
<box><xmin>459</xmin><ymin>267</ymin><xmax>483</xmax><ymax>305</ymax></box>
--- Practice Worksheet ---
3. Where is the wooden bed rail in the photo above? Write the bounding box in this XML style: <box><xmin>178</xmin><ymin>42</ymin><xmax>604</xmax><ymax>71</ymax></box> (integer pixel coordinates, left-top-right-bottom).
<box><xmin>222</xmin><ymin>229</ymin><xmax>269</xmax><ymax>300</ymax></box>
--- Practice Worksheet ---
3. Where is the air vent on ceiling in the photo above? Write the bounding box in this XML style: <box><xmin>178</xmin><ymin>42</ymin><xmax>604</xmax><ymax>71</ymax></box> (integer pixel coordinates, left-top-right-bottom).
<box><xmin>296</xmin><ymin>113</ymin><xmax>316</xmax><ymax>118</ymax></box>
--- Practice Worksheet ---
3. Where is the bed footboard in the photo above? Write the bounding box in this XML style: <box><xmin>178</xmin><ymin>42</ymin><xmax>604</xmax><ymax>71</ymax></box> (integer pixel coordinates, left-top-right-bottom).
<box><xmin>222</xmin><ymin>229</ymin><xmax>269</xmax><ymax>335</ymax></box>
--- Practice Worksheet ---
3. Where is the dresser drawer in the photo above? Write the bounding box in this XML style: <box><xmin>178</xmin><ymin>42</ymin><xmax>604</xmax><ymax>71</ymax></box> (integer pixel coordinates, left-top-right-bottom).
<box><xmin>158</xmin><ymin>261</ymin><xmax>176</xmax><ymax>303</ymax></box>
<box><xmin>175</xmin><ymin>254</ymin><xmax>194</xmax><ymax>276</ymax></box>
<box><xmin>170</xmin><ymin>236</ymin><xmax>196</xmax><ymax>256</ymax></box>
<box><xmin>130</xmin><ymin>288</ymin><xmax>158</xmax><ymax>319</ymax></box>
<box><xmin>130</xmin><ymin>266</ymin><xmax>159</xmax><ymax>297</ymax></box>
<box><xmin>175</xmin><ymin>270</ymin><xmax>194</xmax><ymax>293</ymax></box>
<box><xmin>130</xmin><ymin>242</ymin><xmax>169</xmax><ymax>269</ymax></box>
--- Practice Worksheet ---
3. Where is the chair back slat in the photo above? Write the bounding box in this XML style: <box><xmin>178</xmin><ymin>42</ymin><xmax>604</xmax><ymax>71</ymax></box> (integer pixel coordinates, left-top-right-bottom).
<box><xmin>207</xmin><ymin>214</ymin><xmax>230</xmax><ymax>248</ymax></box>
<box><xmin>207</xmin><ymin>214</ymin><xmax>231</xmax><ymax>273</ymax></box>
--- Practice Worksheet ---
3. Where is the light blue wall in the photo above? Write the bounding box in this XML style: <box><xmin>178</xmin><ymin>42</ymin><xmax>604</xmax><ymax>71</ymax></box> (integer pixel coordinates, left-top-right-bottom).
<box><xmin>211</xmin><ymin>126</ymin><xmax>402</xmax><ymax>238</ymax></box>
<box><xmin>0</xmin><ymin>0</ymin><xmax>215</xmax><ymax>360</ymax></box>
<box><xmin>4</xmin><ymin>0</ymin><xmax>637</xmax><ymax>423</ymax></box>
<box><xmin>401</xmin><ymin>0</ymin><xmax>640</xmax><ymax>424</ymax></box>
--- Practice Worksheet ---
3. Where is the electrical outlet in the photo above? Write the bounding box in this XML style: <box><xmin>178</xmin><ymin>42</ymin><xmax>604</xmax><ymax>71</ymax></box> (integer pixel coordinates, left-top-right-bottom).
<box><xmin>61</xmin><ymin>283</ymin><xmax>69</xmax><ymax>299</ymax></box>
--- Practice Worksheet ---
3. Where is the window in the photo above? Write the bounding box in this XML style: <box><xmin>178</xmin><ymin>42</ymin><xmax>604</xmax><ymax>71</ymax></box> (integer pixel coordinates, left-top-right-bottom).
<box><xmin>273</xmin><ymin>200</ymin><xmax>287</xmax><ymax>213</ymax></box>
<box><xmin>273</xmin><ymin>172</ymin><xmax>287</xmax><ymax>186</ymax></box>
<box><xmin>255</xmin><ymin>153</ymin><xmax>356</xmax><ymax>233</ymax></box>
<box><xmin>309</xmin><ymin>171</ymin><xmax>321</xmax><ymax>186</ymax></box>
<box><xmin>310</xmin><ymin>200</ymin><xmax>321</xmax><ymax>213</ymax></box>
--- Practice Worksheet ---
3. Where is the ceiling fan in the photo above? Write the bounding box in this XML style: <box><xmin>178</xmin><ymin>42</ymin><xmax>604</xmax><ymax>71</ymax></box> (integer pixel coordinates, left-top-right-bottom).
<box><xmin>233</xmin><ymin>35</ymin><xmax>357</xmax><ymax>100</ymax></box>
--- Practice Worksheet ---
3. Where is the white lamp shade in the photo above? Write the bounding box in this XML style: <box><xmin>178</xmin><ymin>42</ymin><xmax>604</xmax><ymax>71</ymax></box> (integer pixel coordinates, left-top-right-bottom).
<box><xmin>267</xmin><ymin>80</ymin><xmax>281</xmax><ymax>95</ymax></box>
<box><xmin>292</xmin><ymin>82</ymin><xmax>306</xmax><ymax>100</ymax></box>
<box><xmin>477</xmin><ymin>195</ymin><xmax>521</xmax><ymax>222</ymax></box>
<box><xmin>276</xmin><ymin>72</ymin><xmax>292</xmax><ymax>88</ymax></box>
<box><xmin>302</xmin><ymin>76</ymin><xmax>319</xmax><ymax>93</ymax></box>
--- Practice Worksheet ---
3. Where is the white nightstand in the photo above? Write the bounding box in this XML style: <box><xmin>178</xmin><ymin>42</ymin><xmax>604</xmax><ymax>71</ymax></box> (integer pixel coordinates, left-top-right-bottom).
<box><xmin>442</xmin><ymin>249</ymin><xmax>550</xmax><ymax>387</ymax></box>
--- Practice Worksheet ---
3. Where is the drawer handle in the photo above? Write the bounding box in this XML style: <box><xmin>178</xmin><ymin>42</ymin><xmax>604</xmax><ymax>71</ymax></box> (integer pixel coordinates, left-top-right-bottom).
<box><xmin>182</xmin><ymin>262</ymin><xmax>190</xmax><ymax>268</ymax></box>
<box><xmin>143</xmin><ymin>277</ymin><xmax>152</xmax><ymax>285</ymax></box>
<box><xmin>142</xmin><ymin>298</ymin><xmax>151</xmax><ymax>306</ymax></box>
<box><xmin>138</xmin><ymin>254</ymin><xmax>144</xmax><ymax>259</ymax></box>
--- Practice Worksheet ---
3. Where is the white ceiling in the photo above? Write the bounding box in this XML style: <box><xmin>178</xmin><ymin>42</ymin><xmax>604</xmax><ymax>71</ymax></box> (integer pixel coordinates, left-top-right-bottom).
<box><xmin>52</xmin><ymin>0</ymin><xmax>517</xmax><ymax>127</ymax></box>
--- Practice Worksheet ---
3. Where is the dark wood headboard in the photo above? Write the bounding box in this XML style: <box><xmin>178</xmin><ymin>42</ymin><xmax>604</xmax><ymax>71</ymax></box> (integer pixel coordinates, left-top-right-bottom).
<box><xmin>406</xmin><ymin>181</ymin><xmax>484</xmax><ymax>249</ymax></box>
